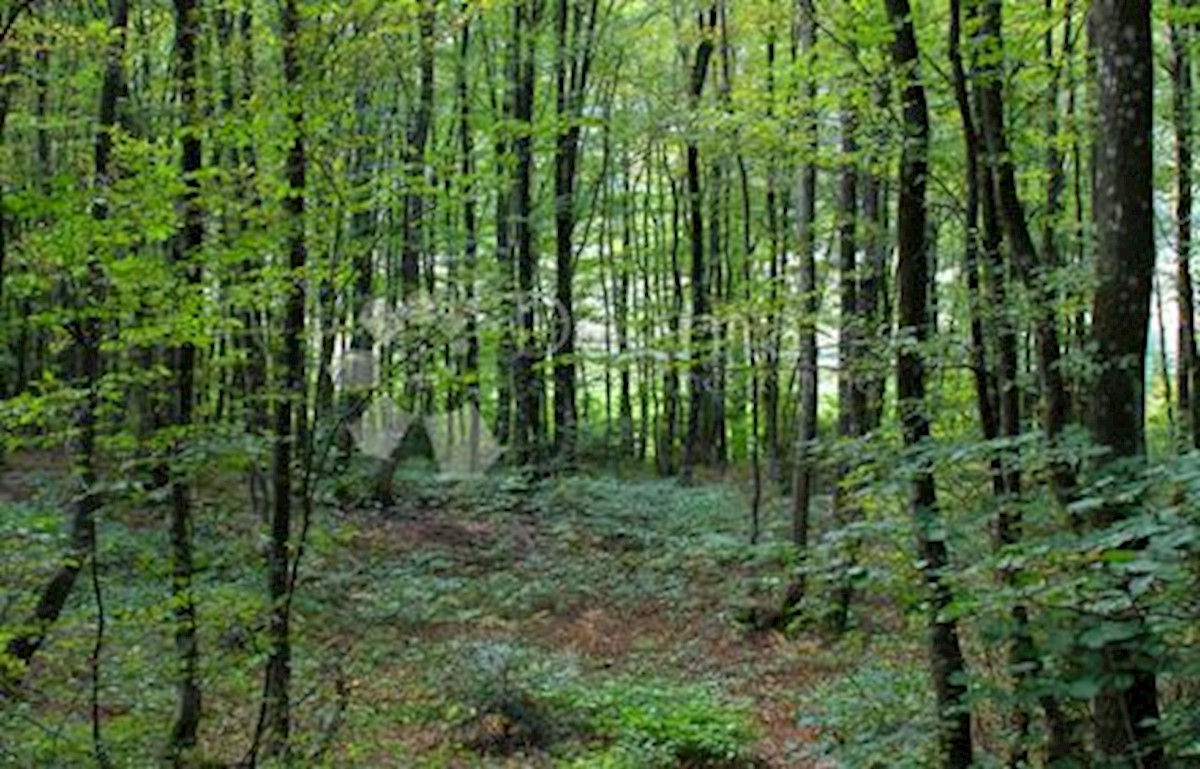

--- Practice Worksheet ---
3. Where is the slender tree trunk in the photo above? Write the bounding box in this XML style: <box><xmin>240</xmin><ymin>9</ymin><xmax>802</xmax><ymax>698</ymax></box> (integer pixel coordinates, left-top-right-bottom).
<box><xmin>661</xmin><ymin>156</ymin><xmax>683</xmax><ymax>475</ymax></box>
<box><xmin>680</xmin><ymin>4</ymin><xmax>717</xmax><ymax>482</ymax></box>
<box><xmin>167</xmin><ymin>0</ymin><xmax>203</xmax><ymax>757</ymax></box>
<box><xmin>552</xmin><ymin>0</ymin><xmax>599</xmax><ymax>462</ymax></box>
<box><xmin>763</xmin><ymin>29</ymin><xmax>783</xmax><ymax>484</ymax></box>
<box><xmin>832</xmin><ymin>102</ymin><xmax>860</xmax><ymax>632</ymax></box>
<box><xmin>860</xmin><ymin>79</ymin><xmax>890</xmax><ymax>435</ymax></box>
<box><xmin>458</xmin><ymin>2</ymin><xmax>482</xmax><ymax>471</ymax></box>
<box><xmin>618</xmin><ymin>155</ymin><xmax>635</xmax><ymax>458</ymax></box>
<box><xmin>884</xmin><ymin>2</ymin><xmax>973</xmax><ymax>765</ymax></box>
<box><xmin>553</xmin><ymin>0</ymin><xmax>579</xmax><ymax>462</ymax></box>
<box><xmin>512</xmin><ymin>0</ymin><xmax>543</xmax><ymax>466</ymax></box>
<box><xmin>263</xmin><ymin>0</ymin><xmax>308</xmax><ymax>755</ymax></box>
<box><xmin>785</xmin><ymin>0</ymin><xmax>817</xmax><ymax>612</ymax></box>
<box><xmin>402</xmin><ymin>0</ymin><xmax>436</xmax><ymax>406</ymax></box>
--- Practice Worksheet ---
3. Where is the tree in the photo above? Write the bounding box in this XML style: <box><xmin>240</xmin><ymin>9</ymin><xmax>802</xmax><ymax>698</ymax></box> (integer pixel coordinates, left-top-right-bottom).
<box><xmin>167</xmin><ymin>0</ymin><xmax>202</xmax><ymax>757</ymax></box>
<box><xmin>884</xmin><ymin>0</ymin><xmax>973</xmax><ymax>764</ymax></box>
<box><xmin>1086</xmin><ymin>1</ymin><xmax>1162</xmax><ymax>765</ymax></box>
<box><xmin>786</xmin><ymin>0</ymin><xmax>818</xmax><ymax>612</ymax></box>
<box><xmin>552</xmin><ymin>0</ymin><xmax>601</xmax><ymax>462</ymax></box>
<box><xmin>680</xmin><ymin>3</ymin><xmax>718</xmax><ymax>482</ymax></box>
<box><xmin>262</xmin><ymin>0</ymin><xmax>308</xmax><ymax>755</ymax></box>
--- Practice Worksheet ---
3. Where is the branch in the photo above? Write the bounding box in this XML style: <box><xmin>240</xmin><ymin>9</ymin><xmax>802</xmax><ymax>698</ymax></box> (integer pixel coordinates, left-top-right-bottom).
<box><xmin>0</xmin><ymin>0</ymin><xmax>37</xmax><ymax>46</ymax></box>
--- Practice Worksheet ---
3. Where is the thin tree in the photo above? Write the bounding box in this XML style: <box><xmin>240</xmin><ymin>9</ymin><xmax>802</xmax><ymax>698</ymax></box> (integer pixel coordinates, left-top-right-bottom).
<box><xmin>167</xmin><ymin>0</ymin><xmax>203</xmax><ymax>757</ymax></box>
<box><xmin>679</xmin><ymin>3</ymin><xmax>717</xmax><ymax>482</ymax></box>
<box><xmin>552</xmin><ymin>0</ymin><xmax>601</xmax><ymax>461</ymax></box>
<box><xmin>883</xmin><ymin>0</ymin><xmax>973</xmax><ymax>764</ymax></box>
<box><xmin>262</xmin><ymin>0</ymin><xmax>308</xmax><ymax>755</ymax></box>
<box><xmin>785</xmin><ymin>0</ymin><xmax>818</xmax><ymax>612</ymax></box>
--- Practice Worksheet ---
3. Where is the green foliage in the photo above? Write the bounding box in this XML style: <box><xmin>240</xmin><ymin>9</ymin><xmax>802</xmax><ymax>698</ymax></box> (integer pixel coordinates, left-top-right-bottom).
<box><xmin>441</xmin><ymin>638</ymin><xmax>758</xmax><ymax>766</ymax></box>
<box><xmin>798</xmin><ymin>650</ymin><xmax>939</xmax><ymax>768</ymax></box>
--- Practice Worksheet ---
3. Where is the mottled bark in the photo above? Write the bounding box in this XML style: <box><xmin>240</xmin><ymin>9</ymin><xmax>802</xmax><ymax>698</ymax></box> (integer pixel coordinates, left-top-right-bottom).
<box><xmin>1087</xmin><ymin>2</ymin><xmax>1162</xmax><ymax>765</ymax></box>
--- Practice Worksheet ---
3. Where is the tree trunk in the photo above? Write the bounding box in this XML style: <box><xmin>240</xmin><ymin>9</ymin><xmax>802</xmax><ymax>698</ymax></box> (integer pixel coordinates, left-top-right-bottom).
<box><xmin>1087</xmin><ymin>3</ymin><xmax>1163</xmax><ymax>765</ymax></box>
<box><xmin>680</xmin><ymin>4</ymin><xmax>717</xmax><ymax>482</ymax></box>
<box><xmin>263</xmin><ymin>0</ymin><xmax>308</xmax><ymax>755</ymax></box>
<box><xmin>402</xmin><ymin>0</ymin><xmax>436</xmax><ymax>408</ymax></box>
<box><xmin>513</xmin><ymin>0</ymin><xmax>542</xmax><ymax>466</ymax></box>
<box><xmin>167</xmin><ymin>0</ymin><xmax>203</xmax><ymax>757</ymax></box>
<box><xmin>785</xmin><ymin>0</ymin><xmax>817</xmax><ymax>612</ymax></box>
<box><xmin>458</xmin><ymin>2</ymin><xmax>482</xmax><ymax>470</ymax></box>
<box><xmin>832</xmin><ymin>102</ymin><xmax>860</xmax><ymax>632</ymax></box>
<box><xmin>884</xmin><ymin>1</ymin><xmax>973</xmax><ymax>765</ymax></box>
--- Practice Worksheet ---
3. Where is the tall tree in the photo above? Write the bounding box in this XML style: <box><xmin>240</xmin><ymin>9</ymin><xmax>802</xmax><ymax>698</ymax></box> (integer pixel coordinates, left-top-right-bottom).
<box><xmin>512</xmin><ymin>0</ymin><xmax>543</xmax><ymax>466</ymax></box>
<box><xmin>786</xmin><ymin>0</ymin><xmax>818</xmax><ymax>611</ymax></box>
<box><xmin>552</xmin><ymin>0</ymin><xmax>601</xmax><ymax>461</ymax></box>
<box><xmin>884</xmin><ymin>0</ymin><xmax>973</xmax><ymax>764</ymax></box>
<box><xmin>402</xmin><ymin>0</ymin><xmax>437</xmax><ymax>408</ymax></box>
<box><xmin>832</xmin><ymin>99</ymin><xmax>861</xmax><ymax>632</ymax></box>
<box><xmin>1087</xmin><ymin>1</ymin><xmax>1162</xmax><ymax>765</ymax></box>
<box><xmin>263</xmin><ymin>0</ymin><xmax>308</xmax><ymax>755</ymax></box>
<box><xmin>680</xmin><ymin>3</ymin><xmax>717</xmax><ymax>482</ymax></box>
<box><xmin>167</xmin><ymin>0</ymin><xmax>203</xmax><ymax>757</ymax></box>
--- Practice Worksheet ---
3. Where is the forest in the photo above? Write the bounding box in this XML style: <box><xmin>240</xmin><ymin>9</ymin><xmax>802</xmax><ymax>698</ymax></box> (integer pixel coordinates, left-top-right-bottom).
<box><xmin>0</xmin><ymin>0</ymin><xmax>1197</xmax><ymax>766</ymax></box>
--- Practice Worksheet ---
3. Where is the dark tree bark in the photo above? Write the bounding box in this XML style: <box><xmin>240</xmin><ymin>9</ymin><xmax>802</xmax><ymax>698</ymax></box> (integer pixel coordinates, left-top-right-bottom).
<box><xmin>1087</xmin><ymin>2</ymin><xmax>1163</xmax><ymax>766</ymax></box>
<box><xmin>785</xmin><ymin>0</ymin><xmax>818</xmax><ymax>611</ymax></box>
<box><xmin>859</xmin><ymin>79</ymin><xmax>890</xmax><ymax>435</ymax></box>
<box><xmin>884</xmin><ymin>1</ymin><xmax>973</xmax><ymax>765</ymax></box>
<box><xmin>263</xmin><ymin>0</ymin><xmax>308</xmax><ymax>755</ymax></box>
<box><xmin>458</xmin><ymin>1</ymin><xmax>482</xmax><ymax>470</ymax></box>
<box><xmin>374</xmin><ymin>0</ymin><xmax>437</xmax><ymax>499</ymax></box>
<box><xmin>949</xmin><ymin>0</ymin><xmax>999</xmax><ymax>458</ymax></box>
<box><xmin>167</xmin><ymin>0</ymin><xmax>203</xmax><ymax>757</ymax></box>
<box><xmin>552</xmin><ymin>0</ymin><xmax>600</xmax><ymax>462</ymax></box>
<box><xmin>955</xmin><ymin>3</ymin><xmax>1078</xmax><ymax>762</ymax></box>
<box><xmin>679</xmin><ymin>4</ymin><xmax>717</xmax><ymax>482</ymax></box>
<box><xmin>659</xmin><ymin>150</ymin><xmax>684</xmax><ymax>475</ymax></box>
<box><xmin>234</xmin><ymin>4</ymin><xmax>270</xmax><ymax>521</ymax></box>
<box><xmin>492</xmin><ymin>32</ymin><xmax>516</xmax><ymax>449</ymax></box>
<box><xmin>402</xmin><ymin>0</ymin><xmax>436</xmax><ymax>408</ymax></box>
<box><xmin>618</xmin><ymin>156</ymin><xmax>635</xmax><ymax>458</ymax></box>
<box><xmin>832</xmin><ymin>102</ymin><xmax>861</xmax><ymax>632</ymax></box>
<box><xmin>512</xmin><ymin>0</ymin><xmax>543</xmax><ymax>466</ymax></box>
<box><xmin>763</xmin><ymin>27</ymin><xmax>783</xmax><ymax>484</ymax></box>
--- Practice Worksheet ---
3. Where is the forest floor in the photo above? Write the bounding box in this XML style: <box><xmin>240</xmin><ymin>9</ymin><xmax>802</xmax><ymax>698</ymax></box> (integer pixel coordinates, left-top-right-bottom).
<box><xmin>0</xmin><ymin>455</ymin><xmax>925</xmax><ymax>767</ymax></box>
